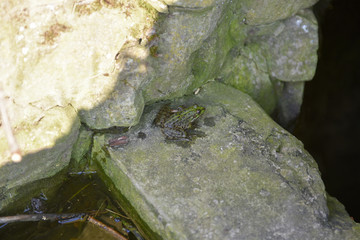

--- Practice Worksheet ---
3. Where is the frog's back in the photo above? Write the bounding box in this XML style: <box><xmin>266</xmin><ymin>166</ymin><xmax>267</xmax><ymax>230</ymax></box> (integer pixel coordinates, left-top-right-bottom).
<box><xmin>153</xmin><ymin>104</ymin><xmax>173</xmax><ymax>127</ymax></box>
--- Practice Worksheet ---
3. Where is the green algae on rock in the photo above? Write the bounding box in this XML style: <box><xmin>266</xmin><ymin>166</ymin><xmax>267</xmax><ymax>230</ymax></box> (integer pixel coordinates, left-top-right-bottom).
<box><xmin>91</xmin><ymin>82</ymin><xmax>360</xmax><ymax>239</ymax></box>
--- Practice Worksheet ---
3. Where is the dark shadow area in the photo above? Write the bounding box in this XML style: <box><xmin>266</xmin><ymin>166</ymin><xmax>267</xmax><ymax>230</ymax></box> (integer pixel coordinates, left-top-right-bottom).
<box><xmin>295</xmin><ymin>0</ymin><xmax>360</xmax><ymax>222</ymax></box>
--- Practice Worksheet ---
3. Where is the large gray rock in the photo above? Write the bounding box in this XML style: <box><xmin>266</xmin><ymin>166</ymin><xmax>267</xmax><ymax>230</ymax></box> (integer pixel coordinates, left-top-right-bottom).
<box><xmin>266</xmin><ymin>9</ymin><xmax>318</xmax><ymax>81</ymax></box>
<box><xmin>193</xmin><ymin>7</ymin><xmax>317</xmax><ymax>119</ymax></box>
<box><xmin>92</xmin><ymin>82</ymin><xmax>360</xmax><ymax>240</ymax></box>
<box><xmin>141</xmin><ymin>0</ymin><xmax>226</xmax><ymax>102</ymax></box>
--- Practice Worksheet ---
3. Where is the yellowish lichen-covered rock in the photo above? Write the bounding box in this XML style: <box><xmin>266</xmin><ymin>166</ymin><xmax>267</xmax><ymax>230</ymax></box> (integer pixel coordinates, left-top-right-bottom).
<box><xmin>0</xmin><ymin>0</ymin><xmax>157</xmax><ymax>130</ymax></box>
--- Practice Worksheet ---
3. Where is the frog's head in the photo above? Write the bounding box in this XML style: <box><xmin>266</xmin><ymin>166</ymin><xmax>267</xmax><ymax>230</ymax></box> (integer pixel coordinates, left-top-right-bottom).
<box><xmin>194</xmin><ymin>105</ymin><xmax>205</xmax><ymax>116</ymax></box>
<box><xmin>185</xmin><ymin>104</ymin><xmax>205</xmax><ymax>122</ymax></box>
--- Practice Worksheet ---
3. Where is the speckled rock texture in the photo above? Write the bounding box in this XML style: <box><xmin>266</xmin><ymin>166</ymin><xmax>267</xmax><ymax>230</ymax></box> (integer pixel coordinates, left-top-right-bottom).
<box><xmin>92</xmin><ymin>82</ymin><xmax>360</xmax><ymax>240</ymax></box>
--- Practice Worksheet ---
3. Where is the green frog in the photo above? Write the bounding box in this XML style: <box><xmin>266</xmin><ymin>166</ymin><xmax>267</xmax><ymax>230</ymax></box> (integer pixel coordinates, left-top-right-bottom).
<box><xmin>154</xmin><ymin>104</ymin><xmax>205</xmax><ymax>141</ymax></box>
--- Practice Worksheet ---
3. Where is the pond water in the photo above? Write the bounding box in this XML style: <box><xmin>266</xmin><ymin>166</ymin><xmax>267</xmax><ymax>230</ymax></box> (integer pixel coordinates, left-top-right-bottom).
<box><xmin>0</xmin><ymin>173</ymin><xmax>145</xmax><ymax>240</ymax></box>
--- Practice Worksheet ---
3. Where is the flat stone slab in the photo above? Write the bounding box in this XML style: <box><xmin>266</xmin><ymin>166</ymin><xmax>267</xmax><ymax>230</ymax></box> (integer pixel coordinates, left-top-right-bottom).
<box><xmin>92</xmin><ymin>82</ymin><xmax>359</xmax><ymax>240</ymax></box>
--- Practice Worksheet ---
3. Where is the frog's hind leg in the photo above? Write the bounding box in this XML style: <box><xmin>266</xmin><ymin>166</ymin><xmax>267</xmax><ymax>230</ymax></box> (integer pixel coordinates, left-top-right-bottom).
<box><xmin>162</xmin><ymin>128</ymin><xmax>189</xmax><ymax>141</ymax></box>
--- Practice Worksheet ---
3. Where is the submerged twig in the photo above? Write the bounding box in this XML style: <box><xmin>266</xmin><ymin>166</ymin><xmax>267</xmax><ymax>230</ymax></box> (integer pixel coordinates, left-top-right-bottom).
<box><xmin>87</xmin><ymin>216</ymin><xmax>128</xmax><ymax>240</ymax></box>
<box><xmin>67</xmin><ymin>182</ymin><xmax>91</xmax><ymax>202</ymax></box>
<box><xmin>0</xmin><ymin>213</ymin><xmax>86</xmax><ymax>224</ymax></box>
<box><xmin>0</xmin><ymin>211</ymin><xmax>130</xmax><ymax>239</ymax></box>
<box><xmin>57</xmin><ymin>182</ymin><xmax>92</xmax><ymax>213</ymax></box>
<box><xmin>0</xmin><ymin>85</ymin><xmax>22</xmax><ymax>162</ymax></box>
<box><xmin>115</xmin><ymin>200</ymin><xmax>147</xmax><ymax>239</ymax></box>
<box><xmin>105</xmin><ymin>208</ymin><xmax>130</xmax><ymax>219</ymax></box>
<box><xmin>95</xmin><ymin>199</ymin><xmax>107</xmax><ymax>217</ymax></box>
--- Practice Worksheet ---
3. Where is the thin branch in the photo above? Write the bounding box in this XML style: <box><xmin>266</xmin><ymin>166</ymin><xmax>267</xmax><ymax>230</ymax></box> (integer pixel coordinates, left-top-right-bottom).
<box><xmin>67</xmin><ymin>182</ymin><xmax>91</xmax><ymax>202</ymax></box>
<box><xmin>115</xmin><ymin>200</ymin><xmax>147</xmax><ymax>238</ymax></box>
<box><xmin>0</xmin><ymin>212</ymin><xmax>130</xmax><ymax>240</ymax></box>
<box><xmin>87</xmin><ymin>216</ymin><xmax>128</xmax><ymax>240</ymax></box>
<box><xmin>95</xmin><ymin>199</ymin><xmax>107</xmax><ymax>217</ymax></box>
<box><xmin>105</xmin><ymin>208</ymin><xmax>130</xmax><ymax>219</ymax></box>
<box><xmin>0</xmin><ymin>85</ymin><xmax>22</xmax><ymax>162</ymax></box>
<box><xmin>0</xmin><ymin>213</ymin><xmax>86</xmax><ymax>224</ymax></box>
